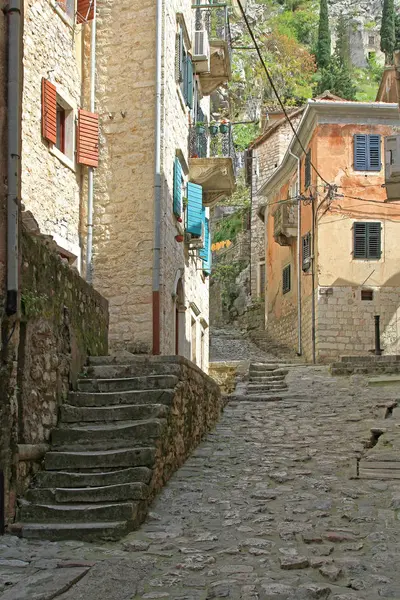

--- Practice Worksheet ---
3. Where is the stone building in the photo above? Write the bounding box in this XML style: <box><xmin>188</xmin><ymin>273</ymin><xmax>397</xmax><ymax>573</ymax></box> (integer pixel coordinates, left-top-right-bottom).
<box><xmin>88</xmin><ymin>0</ymin><xmax>235</xmax><ymax>368</ymax></box>
<box><xmin>258</xmin><ymin>99</ymin><xmax>400</xmax><ymax>363</ymax></box>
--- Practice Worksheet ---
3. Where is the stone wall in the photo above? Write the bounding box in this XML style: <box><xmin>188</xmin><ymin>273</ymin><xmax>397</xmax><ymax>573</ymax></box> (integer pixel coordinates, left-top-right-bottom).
<box><xmin>316</xmin><ymin>286</ymin><xmax>400</xmax><ymax>363</ymax></box>
<box><xmin>152</xmin><ymin>356</ymin><xmax>222</xmax><ymax>490</ymax></box>
<box><xmin>21</xmin><ymin>0</ymin><xmax>83</xmax><ymax>259</ymax></box>
<box><xmin>0</xmin><ymin>8</ymin><xmax>6</xmax><ymax>304</ymax></box>
<box><xmin>1</xmin><ymin>229</ymin><xmax>108</xmax><ymax>522</ymax></box>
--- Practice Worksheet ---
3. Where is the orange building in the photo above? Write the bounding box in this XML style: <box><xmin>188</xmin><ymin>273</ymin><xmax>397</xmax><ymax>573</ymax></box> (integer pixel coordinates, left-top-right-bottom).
<box><xmin>258</xmin><ymin>99</ymin><xmax>400</xmax><ymax>363</ymax></box>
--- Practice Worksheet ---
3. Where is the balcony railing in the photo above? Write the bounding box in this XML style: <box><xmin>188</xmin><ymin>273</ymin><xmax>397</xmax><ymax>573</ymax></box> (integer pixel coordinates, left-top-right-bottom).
<box><xmin>195</xmin><ymin>5</ymin><xmax>232</xmax><ymax>58</ymax></box>
<box><xmin>189</xmin><ymin>124</ymin><xmax>237</xmax><ymax>175</ymax></box>
<box><xmin>273</xmin><ymin>202</ymin><xmax>298</xmax><ymax>246</ymax></box>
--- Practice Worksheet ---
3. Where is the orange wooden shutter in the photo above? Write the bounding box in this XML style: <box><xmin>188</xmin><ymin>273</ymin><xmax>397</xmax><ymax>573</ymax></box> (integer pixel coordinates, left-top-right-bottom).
<box><xmin>42</xmin><ymin>78</ymin><xmax>57</xmax><ymax>145</ymax></box>
<box><xmin>77</xmin><ymin>109</ymin><xmax>99</xmax><ymax>167</ymax></box>
<box><xmin>76</xmin><ymin>0</ymin><xmax>94</xmax><ymax>24</ymax></box>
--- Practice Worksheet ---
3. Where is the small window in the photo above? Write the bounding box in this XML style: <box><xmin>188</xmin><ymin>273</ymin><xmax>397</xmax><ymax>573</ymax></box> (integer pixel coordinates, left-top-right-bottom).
<box><xmin>176</xmin><ymin>25</ymin><xmax>193</xmax><ymax>108</ymax></box>
<box><xmin>283</xmin><ymin>264</ymin><xmax>291</xmax><ymax>294</ymax></box>
<box><xmin>354</xmin><ymin>134</ymin><xmax>381</xmax><ymax>172</ymax></box>
<box><xmin>368</xmin><ymin>36</ymin><xmax>375</xmax><ymax>46</ymax></box>
<box><xmin>353</xmin><ymin>222</ymin><xmax>381</xmax><ymax>259</ymax></box>
<box><xmin>259</xmin><ymin>262</ymin><xmax>266</xmax><ymax>298</ymax></box>
<box><xmin>305</xmin><ymin>150</ymin><xmax>311</xmax><ymax>189</ymax></box>
<box><xmin>56</xmin><ymin>103</ymin><xmax>66</xmax><ymax>154</ymax></box>
<box><xmin>57</xmin><ymin>0</ymin><xmax>75</xmax><ymax>20</ymax></box>
<box><xmin>361</xmin><ymin>289</ymin><xmax>374</xmax><ymax>301</ymax></box>
<box><xmin>302</xmin><ymin>232</ymin><xmax>311</xmax><ymax>271</ymax></box>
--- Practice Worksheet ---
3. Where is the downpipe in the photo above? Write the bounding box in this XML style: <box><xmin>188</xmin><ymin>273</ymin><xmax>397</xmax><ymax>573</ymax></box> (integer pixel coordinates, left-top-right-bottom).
<box><xmin>6</xmin><ymin>0</ymin><xmax>22</xmax><ymax>316</ymax></box>
<box><xmin>289</xmin><ymin>150</ymin><xmax>302</xmax><ymax>357</ymax></box>
<box><xmin>86</xmin><ymin>0</ymin><xmax>97</xmax><ymax>283</ymax></box>
<box><xmin>152</xmin><ymin>0</ymin><xmax>162</xmax><ymax>354</ymax></box>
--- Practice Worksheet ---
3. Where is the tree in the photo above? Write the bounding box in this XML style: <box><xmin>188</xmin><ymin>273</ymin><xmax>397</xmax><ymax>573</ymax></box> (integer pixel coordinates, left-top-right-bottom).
<box><xmin>317</xmin><ymin>15</ymin><xmax>356</xmax><ymax>100</ymax></box>
<box><xmin>380</xmin><ymin>0</ymin><xmax>395</xmax><ymax>63</ymax></box>
<box><xmin>335</xmin><ymin>14</ymin><xmax>350</xmax><ymax>70</ymax></box>
<box><xmin>316</xmin><ymin>0</ymin><xmax>331</xmax><ymax>69</ymax></box>
<box><xmin>395</xmin><ymin>11</ymin><xmax>400</xmax><ymax>50</ymax></box>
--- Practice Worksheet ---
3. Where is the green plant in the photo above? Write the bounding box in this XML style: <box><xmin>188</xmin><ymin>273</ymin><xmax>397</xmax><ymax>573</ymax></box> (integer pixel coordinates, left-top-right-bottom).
<box><xmin>381</xmin><ymin>0</ymin><xmax>395</xmax><ymax>63</ymax></box>
<box><xmin>316</xmin><ymin>0</ymin><xmax>331</xmax><ymax>69</ymax></box>
<box><xmin>21</xmin><ymin>291</ymin><xmax>49</xmax><ymax>319</ymax></box>
<box><xmin>182</xmin><ymin>196</ymin><xmax>188</xmax><ymax>208</ymax></box>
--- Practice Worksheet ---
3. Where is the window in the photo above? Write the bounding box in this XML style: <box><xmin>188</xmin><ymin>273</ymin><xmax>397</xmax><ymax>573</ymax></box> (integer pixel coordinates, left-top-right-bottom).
<box><xmin>354</xmin><ymin>134</ymin><xmax>381</xmax><ymax>171</ymax></box>
<box><xmin>361</xmin><ymin>289</ymin><xmax>374</xmax><ymax>301</ymax></box>
<box><xmin>42</xmin><ymin>79</ymin><xmax>77</xmax><ymax>170</ymax></box>
<box><xmin>302</xmin><ymin>232</ymin><xmax>311</xmax><ymax>271</ymax></box>
<box><xmin>175</xmin><ymin>26</ymin><xmax>193</xmax><ymax>109</ymax></box>
<box><xmin>56</xmin><ymin>103</ymin><xmax>66</xmax><ymax>154</ymax></box>
<box><xmin>283</xmin><ymin>264</ymin><xmax>291</xmax><ymax>294</ymax></box>
<box><xmin>369</xmin><ymin>35</ymin><xmax>376</xmax><ymax>46</ymax></box>
<box><xmin>353</xmin><ymin>222</ymin><xmax>381</xmax><ymax>259</ymax></box>
<box><xmin>259</xmin><ymin>261</ymin><xmax>266</xmax><ymax>298</ymax></box>
<box><xmin>305</xmin><ymin>150</ymin><xmax>311</xmax><ymax>189</ymax></box>
<box><xmin>173</xmin><ymin>158</ymin><xmax>183</xmax><ymax>217</ymax></box>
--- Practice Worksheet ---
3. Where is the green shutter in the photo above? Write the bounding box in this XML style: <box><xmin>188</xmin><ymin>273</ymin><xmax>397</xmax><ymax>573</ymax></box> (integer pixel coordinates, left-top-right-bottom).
<box><xmin>353</xmin><ymin>222</ymin><xmax>381</xmax><ymax>259</ymax></box>
<box><xmin>187</xmin><ymin>56</ymin><xmax>193</xmax><ymax>109</ymax></box>
<box><xmin>305</xmin><ymin>150</ymin><xmax>311</xmax><ymax>189</ymax></box>
<box><xmin>187</xmin><ymin>182</ymin><xmax>203</xmax><ymax>236</ymax></box>
<box><xmin>200</xmin><ymin>217</ymin><xmax>212</xmax><ymax>275</ymax></box>
<box><xmin>173</xmin><ymin>158</ymin><xmax>182</xmax><ymax>217</ymax></box>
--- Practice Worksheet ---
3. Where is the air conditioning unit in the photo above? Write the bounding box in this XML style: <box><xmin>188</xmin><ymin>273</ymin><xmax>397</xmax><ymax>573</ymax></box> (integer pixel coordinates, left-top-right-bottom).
<box><xmin>185</xmin><ymin>225</ymin><xmax>205</xmax><ymax>249</ymax></box>
<box><xmin>385</xmin><ymin>135</ymin><xmax>400</xmax><ymax>200</ymax></box>
<box><xmin>193</xmin><ymin>30</ymin><xmax>210</xmax><ymax>73</ymax></box>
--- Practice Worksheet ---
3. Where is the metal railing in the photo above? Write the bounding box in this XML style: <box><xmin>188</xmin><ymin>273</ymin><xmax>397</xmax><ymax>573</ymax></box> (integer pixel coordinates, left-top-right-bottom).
<box><xmin>195</xmin><ymin>5</ymin><xmax>232</xmax><ymax>58</ymax></box>
<box><xmin>189</xmin><ymin>124</ymin><xmax>237</xmax><ymax>174</ymax></box>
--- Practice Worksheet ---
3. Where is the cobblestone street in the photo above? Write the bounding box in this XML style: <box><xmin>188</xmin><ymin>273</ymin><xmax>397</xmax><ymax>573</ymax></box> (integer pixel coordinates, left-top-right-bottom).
<box><xmin>2</xmin><ymin>364</ymin><xmax>400</xmax><ymax>600</ymax></box>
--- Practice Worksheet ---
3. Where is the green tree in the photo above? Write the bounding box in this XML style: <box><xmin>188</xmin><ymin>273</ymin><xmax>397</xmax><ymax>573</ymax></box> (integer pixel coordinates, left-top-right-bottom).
<box><xmin>317</xmin><ymin>56</ymin><xmax>356</xmax><ymax>100</ymax></box>
<box><xmin>380</xmin><ymin>0</ymin><xmax>395</xmax><ymax>63</ymax></box>
<box><xmin>395</xmin><ymin>11</ymin><xmax>400</xmax><ymax>50</ymax></box>
<box><xmin>316</xmin><ymin>0</ymin><xmax>331</xmax><ymax>69</ymax></box>
<box><xmin>335</xmin><ymin>14</ymin><xmax>350</xmax><ymax>70</ymax></box>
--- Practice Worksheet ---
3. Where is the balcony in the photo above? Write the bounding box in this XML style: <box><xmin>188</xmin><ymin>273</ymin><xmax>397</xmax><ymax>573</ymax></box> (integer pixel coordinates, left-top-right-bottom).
<box><xmin>273</xmin><ymin>202</ymin><xmax>298</xmax><ymax>246</ymax></box>
<box><xmin>188</xmin><ymin>123</ymin><xmax>236</xmax><ymax>207</ymax></box>
<box><xmin>192</xmin><ymin>5</ymin><xmax>232</xmax><ymax>95</ymax></box>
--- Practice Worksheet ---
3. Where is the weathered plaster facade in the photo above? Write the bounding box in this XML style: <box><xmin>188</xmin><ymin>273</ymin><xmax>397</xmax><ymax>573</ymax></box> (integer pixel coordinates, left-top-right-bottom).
<box><xmin>90</xmin><ymin>0</ymin><xmax>211</xmax><ymax>369</ymax></box>
<box><xmin>260</xmin><ymin>101</ymin><xmax>400</xmax><ymax>363</ymax></box>
<box><xmin>21</xmin><ymin>0</ymin><xmax>84</xmax><ymax>262</ymax></box>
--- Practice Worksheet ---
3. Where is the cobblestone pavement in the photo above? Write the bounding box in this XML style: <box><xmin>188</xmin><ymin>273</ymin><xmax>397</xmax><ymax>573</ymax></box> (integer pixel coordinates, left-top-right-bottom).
<box><xmin>2</xmin><ymin>366</ymin><xmax>400</xmax><ymax>600</ymax></box>
<box><xmin>210</xmin><ymin>327</ymin><xmax>278</xmax><ymax>362</ymax></box>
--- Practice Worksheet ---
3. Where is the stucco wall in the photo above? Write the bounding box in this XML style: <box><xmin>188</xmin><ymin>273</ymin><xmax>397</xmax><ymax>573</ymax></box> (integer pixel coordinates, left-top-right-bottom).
<box><xmin>21</xmin><ymin>0</ymin><xmax>83</xmax><ymax>257</ymax></box>
<box><xmin>91</xmin><ymin>0</ymin><xmax>210</xmax><ymax>366</ymax></box>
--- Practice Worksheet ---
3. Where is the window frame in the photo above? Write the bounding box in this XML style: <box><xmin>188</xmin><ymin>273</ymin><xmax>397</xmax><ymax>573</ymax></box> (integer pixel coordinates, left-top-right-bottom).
<box><xmin>353</xmin><ymin>221</ymin><xmax>382</xmax><ymax>260</ymax></box>
<box><xmin>258</xmin><ymin>261</ymin><xmax>266</xmax><ymax>298</ymax></box>
<box><xmin>282</xmin><ymin>264</ymin><xmax>291</xmax><ymax>295</ymax></box>
<box><xmin>302</xmin><ymin>232</ymin><xmax>312</xmax><ymax>271</ymax></box>
<box><xmin>353</xmin><ymin>134</ymin><xmax>382</xmax><ymax>172</ymax></box>
<box><xmin>49</xmin><ymin>87</ymin><xmax>77</xmax><ymax>172</ymax></box>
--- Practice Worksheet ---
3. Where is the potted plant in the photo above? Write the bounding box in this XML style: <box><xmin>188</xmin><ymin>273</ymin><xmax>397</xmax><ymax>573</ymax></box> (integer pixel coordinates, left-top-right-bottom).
<box><xmin>220</xmin><ymin>119</ymin><xmax>229</xmax><ymax>134</ymax></box>
<box><xmin>209</xmin><ymin>121</ymin><xmax>219</xmax><ymax>136</ymax></box>
<box><xmin>196</xmin><ymin>121</ymin><xmax>206</xmax><ymax>135</ymax></box>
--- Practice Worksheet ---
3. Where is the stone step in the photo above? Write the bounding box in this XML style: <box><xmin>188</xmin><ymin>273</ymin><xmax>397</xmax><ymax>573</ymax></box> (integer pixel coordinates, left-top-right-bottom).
<box><xmin>340</xmin><ymin>355</ymin><xmax>400</xmax><ymax>364</ymax></box>
<box><xmin>249</xmin><ymin>363</ymin><xmax>282</xmax><ymax>371</ymax></box>
<box><xmin>236</xmin><ymin>394</ymin><xmax>283</xmax><ymax>402</ymax></box>
<box><xmin>18</xmin><ymin>520</ymin><xmax>130</xmax><ymax>542</ymax></box>
<box><xmin>45</xmin><ymin>447</ymin><xmax>156</xmax><ymax>471</ymax></box>
<box><xmin>248</xmin><ymin>375</ymin><xmax>286</xmax><ymax>383</ymax></box>
<box><xmin>35</xmin><ymin>466</ymin><xmax>152</xmax><ymax>488</ymax></box>
<box><xmin>77</xmin><ymin>375</ymin><xmax>179</xmax><ymax>393</ymax></box>
<box><xmin>247</xmin><ymin>383</ymin><xmax>288</xmax><ymax>391</ymax></box>
<box><xmin>85</xmin><ymin>363</ymin><xmax>181</xmax><ymax>379</ymax></box>
<box><xmin>68</xmin><ymin>389</ymin><xmax>174</xmax><ymax>408</ymax></box>
<box><xmin>26</xmin><ymin>481</ymin><xmax>150</xmax><ymax>504</ymax></box>
<box><xmin>60</xmin><ymin>403</ymin><xmax>168</xmax><ymax>423</ymax></box>
<box><xmin>249</xmin><ymin>367</ymin><xmax>288</xmax><ymax>376</ymax></box>
<box><xmin>18</xmin><ymin>499</ymin><xmax>139</xmax><ymax>524</ymax></box>
<box><xmin>51</xmin><ymin>419</ymin><xmax>165</xmax><ymax>451</ymax></box>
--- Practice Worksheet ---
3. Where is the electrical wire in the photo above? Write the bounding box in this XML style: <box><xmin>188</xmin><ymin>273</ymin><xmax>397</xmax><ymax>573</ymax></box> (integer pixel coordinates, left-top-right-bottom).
<box><xmin>235</xmin><ymin>0</ymin><xmax>331</xmax><ymax>188</ymax></box>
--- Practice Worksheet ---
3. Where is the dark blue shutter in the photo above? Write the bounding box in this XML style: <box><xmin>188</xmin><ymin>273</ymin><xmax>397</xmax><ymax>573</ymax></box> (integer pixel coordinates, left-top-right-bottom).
<box><xmin>182</xmin><ymin>51</ymin><xmax>188</xmax><ymax>101</ymax></box>
<box><xmin>173</xmin><ymin>158</ymin><xmax>182</xmax><ymax>216</ymax></box>
<box><xmin>199</xmin><ymin>207</ymin><xmax>207</xmax><ymax>260</ymax></box>
<box><xmin>187</xmin><ymin>56</ymin><xmax>194</xmax><ymax>109</ymax></box>
<box><xmin>353</xmin><ymin>222</ymin><xmax>367</xmax><ymax>258</ymax></box>
<box><xmin>368</xmin><ymin>135</ymin><xmax>381</xmax><ymax>171</ymax></box>
<box><xmin>200</xmin><ymin>217</ymin><xmax>211</xmax><ymax>274</ymax></box>
<box><xmin>367</xmin><ymin>222</ymin><xmax>381</xmax><ymax>258</ymax></box>
<box><xmin>354</xmin><ymin>134</ymin><xmax>367</xmax><ymax>171</ymax></box>
<box><xmin>187</xmin><ymin>182</ymin><xmax>203</xmax><ymax>236</ymax></box>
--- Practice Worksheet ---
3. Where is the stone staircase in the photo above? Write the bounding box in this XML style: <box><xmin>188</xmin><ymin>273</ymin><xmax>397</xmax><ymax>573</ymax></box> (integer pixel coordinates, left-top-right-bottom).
<box><xmin>231</xmin><ymin>362</ymin><xmax>289</xmax><ymax>401</ymax></box>
<box><xmin>14</xmin><ymin>355</ymin><xmax>221</xmax><ymax>541</ymax></box>
<box><xmin>331</xmin><ymin>355</ymin><xmax>400</xmax><ymax>376</ymax></box>
<box><xmin>248</xmin><ymin>330</ymin><xmax>303</xmax><ymax>362</ymax></box>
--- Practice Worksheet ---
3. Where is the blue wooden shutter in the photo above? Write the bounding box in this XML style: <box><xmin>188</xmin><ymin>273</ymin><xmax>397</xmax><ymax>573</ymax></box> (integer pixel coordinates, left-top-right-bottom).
<box><xmin>187</xmin><ymin>56</ymin><xmax>194</xmax><ymax>109</ymax></box>
<box><xmin>199</xmin><ymin>208</ymin><xmax>207</xmax><ymax>260</ymax></box>
<box><xmin>173</xmin><ymin>158</ymin><xmax>182</xmax><ymax>216</ymax></box>
<box><xmin>187</xmin><ymin>182</ymin><xmax>203</xmax><ymax>236</ymax></box>
<box><xmin>367</xmin><ymin>222</ymin><xmax>381</xmax><ymax>258</ymax></box>
<box><xmin>354</xmin><ymin>134</ymin><xmax>367</xmax><ymax>171</ymax></box>
<box><xmin>203</xmin><ymin>218</ymin><xmax>212</xmax><ymax>274</ymax></box>
<box><xmin>354</xmin><ymin>222</ymin><xmax>367</xmax><ymax>258</ymax></box>
<box><xmin>368</xmin><ymin>135</ymin><xmax>381</xmax><ymax>171</ymax></box>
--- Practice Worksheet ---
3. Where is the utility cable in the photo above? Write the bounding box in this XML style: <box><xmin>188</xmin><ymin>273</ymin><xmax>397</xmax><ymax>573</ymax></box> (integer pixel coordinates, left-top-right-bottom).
<box><xmin>235</xmin><ymin>0</ymin><xmax>331</xmax><ymax>188</ymax></box>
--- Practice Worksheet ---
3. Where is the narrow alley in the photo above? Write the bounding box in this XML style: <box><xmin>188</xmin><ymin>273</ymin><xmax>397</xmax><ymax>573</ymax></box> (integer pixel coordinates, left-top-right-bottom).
<box><xmin>1</xmin><ymin>335</ymin><xmax>400</xmax><ymax>600</ymax></box>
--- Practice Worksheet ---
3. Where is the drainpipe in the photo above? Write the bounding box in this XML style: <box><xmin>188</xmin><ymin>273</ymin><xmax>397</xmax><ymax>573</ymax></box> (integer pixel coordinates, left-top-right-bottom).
<box><xmin>311</xmin><ymin>196</ymin><xmax>316</xmax><ymax>364</ymax></box>
<box><xmin>289</xmin><ymin>150</ymin><xmax>302</xmax><ymax>356</ymax></box>
<box><xmin>6</xmin><ymin>0</ymin><xmax>21</xmax><ymax>316</ymax></box>
<box><xmin>152</xmin><ymin>0</ymin><xmax>162</xmax><ymax>355</ymax></box>
<box><xmin>85</xmin><ymin>0</ymin><xmax>97</xmax><ymax>283</ymax></box>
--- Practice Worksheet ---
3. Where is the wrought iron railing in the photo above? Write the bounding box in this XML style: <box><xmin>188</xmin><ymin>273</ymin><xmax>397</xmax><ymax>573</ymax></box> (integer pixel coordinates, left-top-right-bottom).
<box><xmin>189</xmin><ymin>124</ymin><xmax>237</xmax><ymax>175</ymax></box>
<box><xmin>195</xmin><ymin>5</ymin><xmax>232</xmax><ymax>58</ymax></box>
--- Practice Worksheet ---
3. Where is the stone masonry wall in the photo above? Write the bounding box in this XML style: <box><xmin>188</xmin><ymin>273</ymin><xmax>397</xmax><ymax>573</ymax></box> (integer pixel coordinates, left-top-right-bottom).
<box><xmin>316</xmin><ymin>286</ymin><xmax>400</xmax><ymax>363</ymax></box>
<box><xmin>21</xmin><ymin>0</ymin><xmax>83</xmax><ymax>257</ymax></box>
<box><xmin>2</xmin><ymin>230</ymin><xmax>108</xmax><ymax>522</ymax></box>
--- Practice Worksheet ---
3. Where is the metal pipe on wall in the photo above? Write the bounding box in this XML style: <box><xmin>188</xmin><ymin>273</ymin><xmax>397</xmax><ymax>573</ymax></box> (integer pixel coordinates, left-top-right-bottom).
<box><xmin>6</xmin><ymin>0</ymin><xmax>22</xmax><ymax>316</ymax></box>
<box><xmin>152</xmin><ymin>0</ymin><xmax>163</xmax><ymax>354</ymax></box>
<box><xmin>86</xmin><ymin>0</ymin><xmax>97</xmax><ymax>283</ymax></box>
<box><xmin>289</xmin><ymin>150</ymin><xmax>302</xmax><ymax>356</ymax></box>
<box><xmin>311</xmin><ymin>196</ymin><xmax>316</xmax><ymax>364</ymax></box>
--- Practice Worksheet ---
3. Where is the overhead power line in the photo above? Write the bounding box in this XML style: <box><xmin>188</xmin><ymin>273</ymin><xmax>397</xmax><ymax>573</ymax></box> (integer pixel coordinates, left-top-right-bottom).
<box><xmin>235</xmin><ymin>0</ymin><xmax>331</xmax><ymax>188</ymax></box>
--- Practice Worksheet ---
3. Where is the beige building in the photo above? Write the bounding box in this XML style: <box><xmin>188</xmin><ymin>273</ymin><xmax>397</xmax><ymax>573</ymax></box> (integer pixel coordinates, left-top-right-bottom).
<box><xmin>259</xmin><ymin>100</ymin><xmax>400</xmax><ymax>363</ymax></box>
<box><xmin>8</xmin><ymin>0</ymin><xmax>235</xmax><ymax>372</ymax></box>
